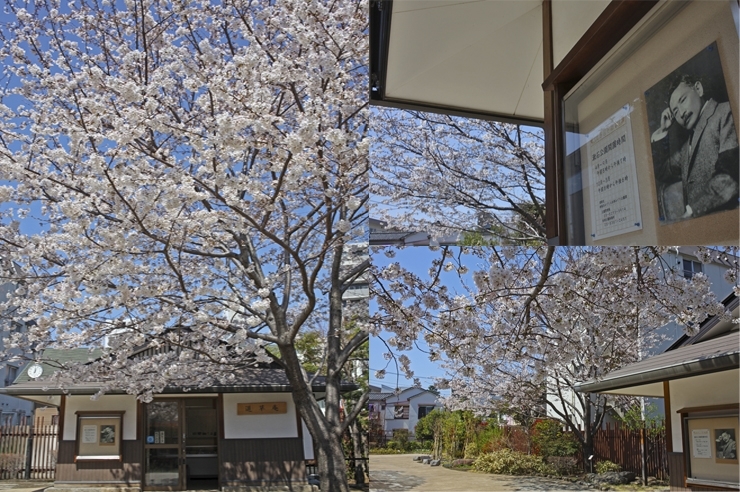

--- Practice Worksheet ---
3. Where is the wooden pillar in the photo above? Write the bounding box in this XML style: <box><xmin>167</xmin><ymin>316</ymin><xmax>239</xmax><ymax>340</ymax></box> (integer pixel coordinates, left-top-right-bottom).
<box><xmin>663</xmin><ymin>380</ymin><xmax>673</xmax><ymax>452</ymax></box>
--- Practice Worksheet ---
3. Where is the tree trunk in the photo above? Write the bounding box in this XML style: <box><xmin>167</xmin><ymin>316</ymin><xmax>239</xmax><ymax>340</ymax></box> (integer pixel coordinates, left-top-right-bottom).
<box><xmin>278</xmin><ymin>342</ymin><xmax>350</xmax><ymax>492</ymax></box>
<box><xmin>583</xmin><ymin>394</ymin><xmax>594</xmax><ymax>472</ymax></box>
<box><xmin>315</xmin><ymin>437</ymin><xmax>350</xmax><ymax>492</ymax></box>
<box><xmin>350</xmin><ymin>418</ymin><xmax>366</xmax><ymax>485</ymax></box>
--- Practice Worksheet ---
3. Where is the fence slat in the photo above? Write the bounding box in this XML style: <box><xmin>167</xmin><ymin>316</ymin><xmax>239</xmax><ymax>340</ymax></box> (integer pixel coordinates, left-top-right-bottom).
<box><xmin>572</xmin><ymin>422</ymin><xmax>667</xmax><ymax>480</ymax></box>
<box><xmin>0</xmin><ymin>419</ymin><xmax>57</xmax><ymax>480</ymax></box>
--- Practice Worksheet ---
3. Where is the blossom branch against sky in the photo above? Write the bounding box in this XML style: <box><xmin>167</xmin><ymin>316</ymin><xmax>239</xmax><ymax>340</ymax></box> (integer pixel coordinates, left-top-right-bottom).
<box><xmin>371</xmin><ymin>108</ymin><xmax>546</xmax><ymax>244</ymax></box>
<box><xmin>372</xmin><ymin>245</ymin><xmax>736</xmax><ymax>421</ymax></box>
<box><xmin>0</xmin><ymin>1</ymin><xmax>368</xmax><ymax>489</ymax></box>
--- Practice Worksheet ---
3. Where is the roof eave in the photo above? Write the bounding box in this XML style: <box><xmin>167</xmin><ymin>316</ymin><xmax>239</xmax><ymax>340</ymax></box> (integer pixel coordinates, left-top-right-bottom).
<box><xmin>574</xmin><ymin>353</ymin><xmax>740</xmax><ymax>394</ymax></box>
<box><xmin>371</xmin><ymin>97</ymin><xmax>545</xmax><ymax>128</ymax></box>
<box><xmin>0</xmin><ymin>382</ymin><xmax>359</xmax><ymax>397</ymax></box>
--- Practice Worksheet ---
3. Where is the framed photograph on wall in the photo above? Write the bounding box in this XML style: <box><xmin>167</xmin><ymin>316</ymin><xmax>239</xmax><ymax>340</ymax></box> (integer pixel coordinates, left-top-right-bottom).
<box><xmin>644</xmin><ymin>41</ymin><xmax>739</xmax><ymax>223</ymax></box>
<box><xmin>714</xmin><ymin>427</ymin><xmax>738</xmax><ymax>464</ymax></box>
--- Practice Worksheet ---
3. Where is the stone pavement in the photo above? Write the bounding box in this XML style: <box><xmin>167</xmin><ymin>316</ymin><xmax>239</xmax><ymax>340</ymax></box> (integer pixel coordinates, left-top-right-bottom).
<box><xmin>0</xmin><ymin>481</ymin><xmax>52</xmax><ymax>492</ymax></box>
<box><xmin>370</xmin><ymin>454</ymin><xmax>597</xmax><ymax>492</ymax></box>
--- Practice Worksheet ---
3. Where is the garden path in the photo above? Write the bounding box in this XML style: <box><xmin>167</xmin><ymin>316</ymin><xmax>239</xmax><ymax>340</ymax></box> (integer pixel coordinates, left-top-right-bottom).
<box><xmin>370</xmin><ymin>454</ymin><xmax>594</xmax><ymax>492</ymax></box>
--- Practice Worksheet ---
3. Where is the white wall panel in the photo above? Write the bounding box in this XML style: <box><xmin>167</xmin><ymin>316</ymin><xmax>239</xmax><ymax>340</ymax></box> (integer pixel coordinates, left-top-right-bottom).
<box><xmin>222</xmin><ymin>393</ymin><xmax>297</xmax><ymax>439</ymax></box>
<box><xmin>63</xmin><ymin>394</ymin><xmax>138</xmax><ymax>441</ymax></box>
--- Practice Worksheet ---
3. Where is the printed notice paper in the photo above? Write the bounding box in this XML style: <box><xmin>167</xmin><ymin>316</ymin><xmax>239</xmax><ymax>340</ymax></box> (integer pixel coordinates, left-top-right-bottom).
<box><xmin>586</xmin><ymin>105</ymin><xmax>642</xmax><ymax>240</ymax></box>
<box><xmin>692</xmin><ymin>429</ymin><xmax>712</xmax><ymax>458</ymax></box>
<box><xmin>82</xmin><ymin>425</ymin><xmax>97</xmax><ymax>444</ymax></box>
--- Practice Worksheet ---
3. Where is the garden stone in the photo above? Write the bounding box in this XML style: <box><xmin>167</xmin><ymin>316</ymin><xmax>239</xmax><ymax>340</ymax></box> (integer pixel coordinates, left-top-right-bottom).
<box><xmin>413</xmin><ymin>455</ymin><xmax>431</xmax><ymax>462</ymax></box>
<box><xmin>422</xmin><ymin>458</ymin><xmax>430</xmax><ymax>464</ymax></box>
<box><xmin>592</xmin><ymin>471</ymin><xmax>636</xmax><ymax>485</ymax></box>
<box><xmin>429</xmin><ymin>459</ymin><xmax>441</xmax><ymax>466</ymax></box>
<box><xmin>451</xmin><ymin>459</ymin><xmax>475</xmax><ymax>467</ymax></box>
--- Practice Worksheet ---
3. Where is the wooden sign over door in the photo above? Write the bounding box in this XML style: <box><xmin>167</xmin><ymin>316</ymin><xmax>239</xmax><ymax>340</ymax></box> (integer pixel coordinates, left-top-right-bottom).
<box><xmin>237</xmin><ymin>402</ymin><xmax>287</xmax><ymax>415</ymax></box>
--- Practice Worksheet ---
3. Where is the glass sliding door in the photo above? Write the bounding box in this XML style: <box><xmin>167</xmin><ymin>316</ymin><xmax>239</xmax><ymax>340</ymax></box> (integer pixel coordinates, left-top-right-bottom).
<box><xmin>144</xmin><ymin>400</ymin><xmax>184</xmax><ymax>490</ymax></box>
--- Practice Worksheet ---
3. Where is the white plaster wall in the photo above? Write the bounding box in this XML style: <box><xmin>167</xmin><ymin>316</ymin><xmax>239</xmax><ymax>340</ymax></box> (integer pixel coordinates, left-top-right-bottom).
<box><xmin>222</xmin><ymin>393</ymin><xmax>297</xmax><ymax>439</ymax></box>
<box><xmin>408</xmin><ymin>392</ymin><xmax>439</xmax><ymax>431</ymax></box>
<box><xmin>383</xmin><ymin>416</ymin><xmax>411</xmax><ymax>433</ymax></box>
<box><xmin>668</xmin><ymin>369</ymin><xmax>740</xmax><ymax>453</ymax></box>
<box><xmin>383</xmin><ymin>389</ymin><xmax>440</xmax><ymax>434</ymax></box>
<box><xmin>301</xmin><ymin>420</ymin><xmax>314</xmax><ymax>460</ymax></box>
<box><xmin>63</xmin><ymin>395</ymin><xmax>138</xmax><ymax>440</ymax></box>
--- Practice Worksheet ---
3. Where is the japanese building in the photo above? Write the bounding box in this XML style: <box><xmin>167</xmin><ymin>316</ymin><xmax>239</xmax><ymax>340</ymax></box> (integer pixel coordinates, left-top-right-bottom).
<box><xmin>0</xmin><ymin>349</ymin><xmax>355</xmax><ymax>492</ymax></box>
<box><xmin>576</xmin><ymin>292</ymin><xmax>739</xmax><ymax>491</ymax></box>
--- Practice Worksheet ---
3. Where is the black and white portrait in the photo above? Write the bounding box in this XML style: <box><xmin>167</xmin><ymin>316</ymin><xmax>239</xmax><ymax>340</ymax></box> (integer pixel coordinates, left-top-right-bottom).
<box><xmin>645</xmin><ymin>42</ymin><xmax>739</xmax><ymax>223</ymax></box>
<box><xmin>99</xmin><ymin>424</ymin><xmax>116</xmax><ymax>445</ymax></box>
<box><xmin>715</xmin><ymin>428</ymin><xmax>737</xmax><ymax>461</ymax></box>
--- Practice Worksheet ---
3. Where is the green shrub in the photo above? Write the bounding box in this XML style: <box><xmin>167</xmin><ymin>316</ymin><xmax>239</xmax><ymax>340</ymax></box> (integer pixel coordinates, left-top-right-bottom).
<box><xmin>388</xmin><ymin>429</ymin><xmax>411</xmax><ymax>451</ymax></box>
<box><xmin>415</xmin><ymin>409</ymin><xmax>443</xmax><ymax>441</ymax></box>
<box><xmin>531</xmin><ymin>420</ymin><xmax>579</xmax><ymax>458</ymax></box>
<box><xmin>595</xmin><ymin>460</ymin><xmax>622</xmax><ymax>474</ymax></box>
<box><xmin>369</xmin><ymin>447</ymin><xmax>405</xmax><ymax>455</ymax></box>
<box><xmin>473</xmin><ymin>449</ymin><xmax>554</xmax><ymax>476</ymax></box>
<box><xmin>475</xmin><ymin>422</ymin><xmax>506</xmax><ymax>455</ymax></box>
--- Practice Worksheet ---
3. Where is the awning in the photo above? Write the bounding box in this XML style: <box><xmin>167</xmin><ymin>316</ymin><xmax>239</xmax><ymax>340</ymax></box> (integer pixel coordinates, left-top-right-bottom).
<box><xmin>574</xmin><ymin>331</ymin><xmax>740</xmax><ymax>396</ymax></box>
<box><xmin>370</xmin><ymin>0</ymin><xmax>611</xmax><ymax>125</ymax></box>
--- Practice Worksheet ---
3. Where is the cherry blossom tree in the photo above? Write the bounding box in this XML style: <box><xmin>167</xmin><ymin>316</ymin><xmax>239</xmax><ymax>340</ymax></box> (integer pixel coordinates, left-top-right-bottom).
<box><xmin>0</xmin><ymin>1</ymin><xmax>367</xmax><ymax>490</ymax></box>
<box><xmin>373</xmin><ymin>246</ymin><xmax>736</xmax><ymax>466</ymax></box>
<box><xmin>371</xmin><ymin>109</ymin><xmax>546</xmax><ymax>244</ymax></box>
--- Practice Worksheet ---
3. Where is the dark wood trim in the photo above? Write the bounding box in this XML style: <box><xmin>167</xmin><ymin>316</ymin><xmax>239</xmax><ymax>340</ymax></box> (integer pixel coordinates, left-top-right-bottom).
<box><xmin>217</xmin><ymin>393</ymin><xmax>224</xmax><ymax>440</ymax></box>
<box><xmin>59</xmin><ymin>394</ymin><xmax>66</xmax><ymax>440</ymax></box>
<box><xmin>686</xmin><ymin>482</ymin><xmax>740</xmax><ymax>491</ymax></box>
<box><xmin>75</xmin><ymin>410</ymin><xmax>126</xmax><ymax>416</ymax></box>
<box><xmin>663</xmin><ymin>381</ymin><xmax>673</xmax><ymax>452</ymax></box>
<box><xmin>667</xmin><ymin>452</ymin><xmax>688</xmax><ymax>491</ymax></box>
<box><xmin>370</xmin><ymin>0</ymin><xmax>393</xmax><ymax>102</ymax></box>
<box><xmin>675</xmin><ymin>404</ymin><xmax>740</xmax><ymax>414</ymax></box>
<box><xmin>542</xmin><ymin>0</ymin><xmax>659</xmax><ymax>91</ymax></box>
<box><xmin>216</xmin><ymin>394</ymin><xmax>223</xmax><ymax>490</ymax></box>
<box><xmin>543</xmin><ymin>0</ymin><xmax>559</xmax><ymax>242</ymax></box>
<box><xmin>137</xmin><ymin>400</ymin><xmax>143</xmax><ymax>441</ymax></box>
<box><xmin>553</xmin><ymin>82</ymin><xmax>573</xmax><ymax>244</ymax></box>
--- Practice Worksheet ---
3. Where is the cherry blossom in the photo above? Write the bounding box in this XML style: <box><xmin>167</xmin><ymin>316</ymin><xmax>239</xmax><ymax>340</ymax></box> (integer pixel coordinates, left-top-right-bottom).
<box><xmin>373</xmin><ymin>245</ymin><xmax>736</xmax><ymax>466</ymax></box>
<box><xmin>0</xmin><ymin>1</ymin><xmax>368</xmax><ymax>490</ymax></box>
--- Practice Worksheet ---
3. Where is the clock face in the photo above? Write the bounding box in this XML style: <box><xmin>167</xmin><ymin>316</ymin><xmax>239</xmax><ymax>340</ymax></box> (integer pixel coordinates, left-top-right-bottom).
<box><xmin>28</xmin><ymin>364</ymin><xmax>43</xmax><ymax>379</ymax></box>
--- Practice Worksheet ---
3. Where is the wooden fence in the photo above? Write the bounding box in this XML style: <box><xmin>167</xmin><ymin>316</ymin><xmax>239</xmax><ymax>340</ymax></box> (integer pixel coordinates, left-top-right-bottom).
<box><xmin>0</xmin><ymin>418</ymin><xmax>58</xmax><ymax>479</ymax></box>
<box><xmin>585</xmin><ymin>422</ymin><xmax>667</xmax><ymax>480</ymax></box>
<box><xmin>371</xmin><ymin>420</ymin><xmax>668</xmax><ymax>480</ymax></box>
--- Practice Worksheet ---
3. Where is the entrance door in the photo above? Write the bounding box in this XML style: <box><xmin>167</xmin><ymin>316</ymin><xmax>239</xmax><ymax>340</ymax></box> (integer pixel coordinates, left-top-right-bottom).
<box><xmin>144</xmin><ymin>398</ymin><xmax>220</xmax><ymax>491</ymax></box>
<box><xmin>144</xmin><ymin>400</ymin><xmax>185</xmax><ymax>490</ymax></box>
<box><xmin>183</xmin><ymin>398</ymin><xmax>219</xmax><ymax>489</ymax></box>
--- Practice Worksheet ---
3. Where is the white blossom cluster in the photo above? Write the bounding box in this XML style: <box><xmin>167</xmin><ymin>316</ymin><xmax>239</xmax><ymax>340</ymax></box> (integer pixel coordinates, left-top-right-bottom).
<box><xmin>371</xmin><ymin>109</ymin><xmax>546</xmax><ymax>244</ymax></box>
<box><xmin>373</xmin><ymin>246</ymin><xmax>736</xmax><ymax>431</ymax></box>
<box><xmin>0</xmin><ymin>0</ymin><xmax>368</xmax><ymax>413</ymax></box>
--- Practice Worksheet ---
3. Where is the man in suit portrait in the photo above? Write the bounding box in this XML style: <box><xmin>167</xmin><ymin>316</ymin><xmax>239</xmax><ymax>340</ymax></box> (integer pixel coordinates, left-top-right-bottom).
<box><xmin>650</xmin><ymin>74</ymin><xmax>739</xmax><ymax>221</ymax></box>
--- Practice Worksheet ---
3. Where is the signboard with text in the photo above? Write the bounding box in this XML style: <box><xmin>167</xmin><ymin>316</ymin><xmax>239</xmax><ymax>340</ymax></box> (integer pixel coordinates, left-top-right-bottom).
<box><xmin>586</xmin><ymin>106</ymin><xmax>642</xmax><ymax>240</ymax></box>
<box><xmin>237</xmin><ymin>402</ymin><xmax>288</xmax><ymax>415</ymax></box>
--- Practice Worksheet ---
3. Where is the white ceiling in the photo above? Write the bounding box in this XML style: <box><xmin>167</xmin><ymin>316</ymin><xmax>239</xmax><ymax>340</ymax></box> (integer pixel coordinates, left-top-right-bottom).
<box><xmin>384</xmin><ymin>0</ymin><xmax>609</xmax><ymax>122</ymax></box>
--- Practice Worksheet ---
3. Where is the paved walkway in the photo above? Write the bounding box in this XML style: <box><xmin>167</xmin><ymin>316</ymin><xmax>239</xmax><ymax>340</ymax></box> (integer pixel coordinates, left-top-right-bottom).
<box><xmin>370</xmin><ymin>454</ymin><xmax>596</xmax><ymax>492</ymax></box>
<box><xmin>0</xmin><ymin>481</ymin><xmax>52</xmax><ymax>492</ymax></box>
